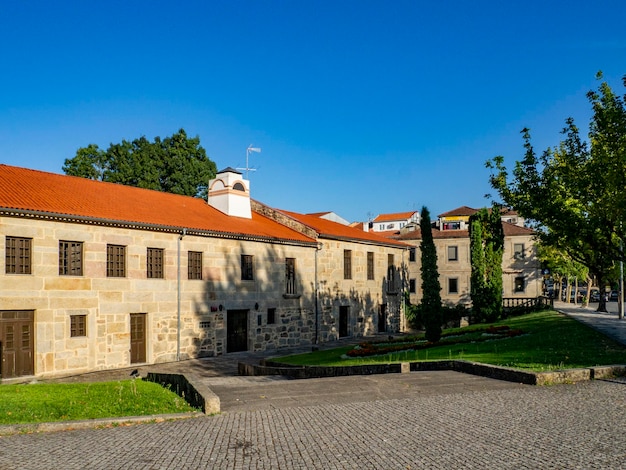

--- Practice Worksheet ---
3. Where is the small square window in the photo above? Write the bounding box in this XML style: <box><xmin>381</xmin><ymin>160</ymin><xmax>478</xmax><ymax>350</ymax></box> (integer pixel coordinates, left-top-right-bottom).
<box><xmin>514</xmin><ymin>243</ymin><xmax>525</xmax><ymax>260</ymax></box>
<box><xmin>448</xmin><ymin>278</ymin><xmax>459</xmax><ymax>294</ymax></box>
<box><xmin>70</xmin><ymin>315</ymin><xmax>87</xmax><ymax>337</ymax></box>
<box><xmin>515</xmin><ymin>277</ymin><xmax>525</xmax><ymax>292</ymax></box>
<box><xmin>448</xmin><ymin>246</ymin><xmax>458</xmax><ymax>261</ymax></box>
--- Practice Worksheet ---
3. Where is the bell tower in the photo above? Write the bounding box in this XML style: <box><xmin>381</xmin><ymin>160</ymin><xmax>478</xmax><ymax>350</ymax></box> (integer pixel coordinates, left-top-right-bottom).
<box><xmin>207</xmin><ymin>167</ymin><xmax>252</xmax><ymax>219</ymax></box>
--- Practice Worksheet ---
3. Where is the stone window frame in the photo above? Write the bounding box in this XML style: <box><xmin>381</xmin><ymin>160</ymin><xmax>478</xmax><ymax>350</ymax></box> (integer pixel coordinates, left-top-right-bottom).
<box><xmin>448</xmin><ymin>277</ymin><xmax>459</xmax><ymax>294</ymax></box>
<box><xmin>367</xmin><ymin>251</ymin><xmax>375</xmax><ymax>280</ymax></box>
<box><xmin>343</xmin><ymin>250</ymin><xmax>352</xmax><ymax>280</ymax></box>
<box><xmin>188</xmin><ymin>251</ymin><xmax>203</xmax><ymax>280</ymax></box>
<box><xmin>241</xmin><ymin>254</ymin><xmax>254</xmax><ymax>281</ymax></box>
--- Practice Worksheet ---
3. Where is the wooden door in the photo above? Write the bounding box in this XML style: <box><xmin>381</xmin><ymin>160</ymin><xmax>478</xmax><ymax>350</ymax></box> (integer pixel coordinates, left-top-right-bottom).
<box><xmin>227</xmin><ymin>310</ymin><xmax>248</xmax><ymax>353</ymax></box>
<box><xmin>339</xmin><ymin>306</ymin><xmax>349</xmax><ymax>338</ymax></box>
<box><xmin>130</xmin><ymin>313</ymin><xmax>147</xmax><ymax>364</ymax></box>
<box><xmin>0</xmin><ymin>310</ymin><xmax>34</xmax><ymax>378</ymax></box>
<box><xmin>378</xmin><ymin>304</ymin><xmax>387</xmax><ymax>333</ymax></box>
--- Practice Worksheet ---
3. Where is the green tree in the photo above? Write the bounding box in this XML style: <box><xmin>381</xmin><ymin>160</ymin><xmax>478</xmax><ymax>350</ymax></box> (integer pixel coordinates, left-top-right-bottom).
<box><xmin>63</xmin><ymin>129</ymin><xmax>217</xmax><ymax>198</ymax></box>
<box><xmin>469</xmin><ymin>207</ymin><xmax>504</xmax><ymax>322</ymax></box>
<box><xmin>487</xmin><ymin>73</ymin><xmax>625</xmax><ymax>313</ymax></box>
<box><xmin>419</xmin><ymin>206</ymin><xmax>442</xmax><ymax>342</ymax></box>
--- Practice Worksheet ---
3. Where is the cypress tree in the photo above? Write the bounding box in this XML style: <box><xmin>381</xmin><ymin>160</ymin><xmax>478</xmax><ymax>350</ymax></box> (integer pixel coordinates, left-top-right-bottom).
<box><xmin>419</xmin><ymin>206</ymin><xmax>442</xmax><ymax>342</ymax></box>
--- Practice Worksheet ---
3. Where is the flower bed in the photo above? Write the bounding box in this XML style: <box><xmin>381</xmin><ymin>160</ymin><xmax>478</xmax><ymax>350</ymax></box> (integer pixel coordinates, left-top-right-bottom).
<box><xmin>346</xmin><ymin>325</ymin><xmax>524</xmax><ymax>358</ymax></box>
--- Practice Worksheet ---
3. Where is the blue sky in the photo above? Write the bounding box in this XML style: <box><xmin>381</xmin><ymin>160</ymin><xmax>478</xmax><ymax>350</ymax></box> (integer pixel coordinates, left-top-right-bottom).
<box><xmin>1</xmin><ymin>1</ymin><xmax>625</xmax><ymax>222</ymax></box>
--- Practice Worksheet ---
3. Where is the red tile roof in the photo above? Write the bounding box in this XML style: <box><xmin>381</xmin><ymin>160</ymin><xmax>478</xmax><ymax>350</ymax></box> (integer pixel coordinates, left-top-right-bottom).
<box><xmin>390</xmin><ymin>221</ymin><xmax>534</xmax><ymax>241</ymax></box>
<box><xmin>373</xmin><ymin>211</ymin><xmax>418</xmax><ymax>223</ymax></box>
<box><xmin>438</xmin><ymin>206</ymin><xmax>478</xmax><ymax>217</ymax></box>
<box><xmin>0</xmin><ymin>164</ymin><xmax>316</xmax><ymax>244</ymax></box>
<box><xmin>279</xmin><ymin>210</ymin><xmax>409</xmax><ymax>248</ymax></box>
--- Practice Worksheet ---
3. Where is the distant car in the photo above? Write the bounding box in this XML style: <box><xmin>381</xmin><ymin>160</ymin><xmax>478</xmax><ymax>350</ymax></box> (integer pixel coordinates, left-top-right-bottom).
<box><xmin>589</xmin><ymin>290</ymin><xmax>600</xmax><ymax>302</ymax></box>
<box><xmin>609</xmin><ymin>290</ymin><xmax>619</xmax><ymax>302</ymax></box>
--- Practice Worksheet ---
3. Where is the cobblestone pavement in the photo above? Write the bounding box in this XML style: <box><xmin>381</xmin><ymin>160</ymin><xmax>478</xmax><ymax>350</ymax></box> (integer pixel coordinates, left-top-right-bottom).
<box><xmin>1</xmin><ymin>378</ymin><xmax>625</xmax><ymax>469</ymax></box>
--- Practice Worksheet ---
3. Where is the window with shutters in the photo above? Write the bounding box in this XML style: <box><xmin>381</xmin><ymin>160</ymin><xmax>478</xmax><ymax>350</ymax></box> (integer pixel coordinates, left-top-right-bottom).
<box><xmin>241</xmin><ymin>254</ymin><xmax>254</xmax><ymax>281</ymax></box>
<box><xmin>106</xmin><ymin>244</ymin><xmax>126</xmax><ymax>277</ymax></box>
<box><xmin>188</xmin><ymin>251</ymin><xmax>203</xmax><ymax>280</ymax></box>
<box><xmin>70</xmin><ymin>315</ymin><xmax>87</xmax><ymax>337</ymax></box>
<box><xmin>147</xmin><ymin>248</ymin><xmax>164</xmax><ymax>279</ymax></box>
<box><xmin>59</xmin><ymin>241</ymin><xmax>83</xmax><ymax>276</ymax></box>
<box><xmin>5</xmin><ymin>236</ymin><xmax>32</xmax><ymax>274</ymax></box>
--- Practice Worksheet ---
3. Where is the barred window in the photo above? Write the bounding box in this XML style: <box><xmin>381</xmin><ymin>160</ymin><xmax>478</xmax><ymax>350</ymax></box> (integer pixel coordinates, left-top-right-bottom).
<box><xmin>5</xmin><ymin>236</ymin><xmax>32</xmax><ymax>274</ymax></box>
<box><xmin>106</xmin><ymin>244</ymin><xmax>126</xmax><ymax>277</ymax></box>
<box><xmin>344</xmin><ymin>250</ymin><xmax>352</xmax><ymax>280</ymax></box>
<box><xmin>147</xmin><ymin>248</ymin><xmax>164</xmax><ymax>279</ymax></box>
<box><xmin>70</xmin><ymin>315</ymin><xmax>87</xmax><ymax>337</ymax></box>
<box><xmin>367</xmin><ymin>252</ymin><xmax>375</xmax><ymax>280</ymax></box>
<box><xmin>188</xmin><ymin>251</ymin><xmax>203</xmax><ymax>280</ymax></box>
<box><xmin>59</xmin><ymin>241</ymin><xmax>83</xmax><ymax>276</ymax></box>
<box><xmin>285</xmin><ymin>258</ymin><xmax>296</xmax><ymax>294</ymax></box>
<box><xmin>241</xmin><ymin>254</ymin><xmax>254</xmax><ymax>281</ymax></box>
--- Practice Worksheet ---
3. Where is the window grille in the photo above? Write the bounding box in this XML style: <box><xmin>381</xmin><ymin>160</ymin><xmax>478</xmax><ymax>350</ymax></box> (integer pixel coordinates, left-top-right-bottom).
<box><xmin>106</xmin><ymin>244</ymin><xmax>126</xmax><ymax>277</ymax></box>
<box><xmin>188</xmin><ymin>251</ymin><xmax>203</xmax><ymax>280</ymax></box>
<box><xmin>147</xmin><ymin>248</ymin><xmax>164</xmax><ymax>279</ymax></box>
<box><xmin>5</xmin><ymin>236</ymin><xmax>32</xmax><ymax>274</ymax></box>
<box><xmin>70</xmin><ymin>315</ymin><xmax>87</xmax><ymax>337</ymax></box>
<box><xmin>344</xmin><ymin>250</ymin><xmax>352</xmax><ymax>280</ymax></box>
<box><xmin>367</xmin><ymin>252</ymin><xmax>375</xmax><ymax>280</ymax></box>
<box><xmin>285</xmin><ymin>258</ymin><xmax>297</xmax><ymax>294</ymax></box>
<box><xmin>59</xmin><ymin>241</ymin><xmax>83</xmax><ymax>276</ymax></box>
<box><xmin>241</xmin><ymin>254</ymin><xmax>254</xmax><ymax>281</ymax></box>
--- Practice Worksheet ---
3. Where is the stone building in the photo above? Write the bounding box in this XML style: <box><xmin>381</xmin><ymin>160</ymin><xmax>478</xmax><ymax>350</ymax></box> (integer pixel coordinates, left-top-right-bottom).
<box><xmin>0</xmin><ymin>164</ymin><xmax>407</xmax><ymax>380</ymax></box>
<box><xmin>394</xmin><ymin>206</ymin><xmax>542</xmax><ymax>306</ymax></box>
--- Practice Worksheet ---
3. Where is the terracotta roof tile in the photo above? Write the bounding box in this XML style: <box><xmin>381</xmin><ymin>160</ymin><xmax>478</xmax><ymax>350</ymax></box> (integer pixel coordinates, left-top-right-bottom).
<box><xmin>438</xmin><ymin>206</ymin><xmax>478</xmax><ymax>217</ymax></box>
<box><xmin>373</xmin><ymin>211</ymin><xmax>418</xmax><ymax>223</ymax></box>
<box><xmin>0</xmin><ymin>164</ymin><xmax>316</xmax><ymax>244</ymax></box>
<box><xmin>279</xmin><ymin>210</ymin><xmax>409</xmax><ymax>247</ymax></box>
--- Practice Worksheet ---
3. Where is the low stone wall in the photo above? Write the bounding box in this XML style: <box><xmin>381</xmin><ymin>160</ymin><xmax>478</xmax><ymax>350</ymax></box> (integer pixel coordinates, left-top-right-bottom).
<box><xmin>146</xmin><ymin>372</ymin><xmax>220</xmax><ymax>414</ymax></box>
<box><xmin>240</xmin><ymin>359</ymin><xmax>626</xmax><ymax>386</ymax></box>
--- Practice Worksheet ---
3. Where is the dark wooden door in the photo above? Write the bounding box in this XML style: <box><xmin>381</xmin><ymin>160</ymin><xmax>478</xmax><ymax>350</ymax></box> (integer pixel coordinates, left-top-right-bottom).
<box><xmin>0</xmin><ymin>310</ymin><xmax>34</xmax><ymax>378</ymax></box>
<box><xmin>378</xmin><ymin>304</ymin><xmax>387</xmax><ymax>333</ymax></box>
<box><xmin>130</xmin><ymin>313</ymin><xmax>147</xmax><ymax>364</ymax></box>
<box><xmin>227</xmin><ymin>310</ymin><xmax>248</xmax><ymax>353</ymax></box>
<box><xmin>339</xmin><ymin>306</ymin><xmax>349</xmax><ymax>338</ymax></box>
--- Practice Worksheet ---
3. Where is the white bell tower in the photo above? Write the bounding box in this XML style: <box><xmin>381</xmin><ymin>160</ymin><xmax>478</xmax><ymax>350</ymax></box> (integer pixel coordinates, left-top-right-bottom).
<box><xmin>207</xmin><ymin>167</ymin><xmax>252</xmax><ymax>219</ymax></box>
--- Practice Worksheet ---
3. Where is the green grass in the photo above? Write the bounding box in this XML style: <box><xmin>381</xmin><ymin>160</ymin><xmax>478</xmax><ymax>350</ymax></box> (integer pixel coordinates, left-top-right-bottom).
<box><xmin>277</xmin><ymin>310</ymin><xmax>626</xmax><ymax>372</ymax></box>
<box><xmin>0</xmin><ymin>379</ymin><xmax>197</xmax><ymax>425</ymax></box>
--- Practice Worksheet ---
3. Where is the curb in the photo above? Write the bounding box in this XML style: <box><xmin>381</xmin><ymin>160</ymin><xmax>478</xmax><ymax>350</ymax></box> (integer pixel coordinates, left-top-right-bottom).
<box><xmin>0</xmin><ymin>411</ymin><xmax>203</xmax><ymax>437</ymax></box>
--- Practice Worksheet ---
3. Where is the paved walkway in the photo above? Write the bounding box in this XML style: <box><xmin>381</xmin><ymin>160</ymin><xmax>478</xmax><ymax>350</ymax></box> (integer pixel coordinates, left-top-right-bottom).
<box><xmin>554</xmin><ymin>300</ymin><xmax>626</xmax><ymax>346</ymax></box>
<box><xmin>1</xmin><ymin>307</ymin><xmax>625</xmax><ymax>469</ymax></box>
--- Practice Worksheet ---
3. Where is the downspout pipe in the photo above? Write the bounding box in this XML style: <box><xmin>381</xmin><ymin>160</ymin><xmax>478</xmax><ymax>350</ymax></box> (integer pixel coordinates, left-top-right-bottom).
<box><xmin>177</xmin><ymin>228</ymin><xmax>187</xmax><ymax>361</ymax></box>
<box><xmin>314</xmin><ymin>242</ymin><xmax>323</xmax><ymax>345</ymax></box>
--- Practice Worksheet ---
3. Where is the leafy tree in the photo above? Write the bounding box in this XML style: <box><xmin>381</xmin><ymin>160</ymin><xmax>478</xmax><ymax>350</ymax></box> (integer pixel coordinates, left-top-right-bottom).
<box><xmin>469</xmin><ymin>207</ymin><xmax>504</xmax><ymax>322</ymax></box>
<box><xmin>63</xmin><ymin>129</ymin><xmax>217</xmax><ymax>198</ymax></box>
<box><xmin>419</xmin><ymin>206</ymin><xmax>442</xmax><ymax>342</ymax></box>
<box><xmin>487</xmin><ymin>73</ymin><xmax>625</xmax><ymax>313</ymax></box>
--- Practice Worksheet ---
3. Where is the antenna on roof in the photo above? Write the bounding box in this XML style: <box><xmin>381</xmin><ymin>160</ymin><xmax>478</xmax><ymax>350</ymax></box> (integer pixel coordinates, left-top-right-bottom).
<box><xmin>237</xmin><ymin>146</ymin><xmax>261</xmax><ymax>179</ymax></box>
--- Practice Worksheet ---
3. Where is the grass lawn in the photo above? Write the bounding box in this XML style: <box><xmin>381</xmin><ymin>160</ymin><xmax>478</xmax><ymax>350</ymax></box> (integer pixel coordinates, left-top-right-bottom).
<box><xmin>0</xmin><ymin>379</ymin><xmax>198</xmax><ymax>426</ymax></box>
<box><xmin>276</xmin><ymin>310</ymin><xmax>626</xmax><ymax>371</ymax></box>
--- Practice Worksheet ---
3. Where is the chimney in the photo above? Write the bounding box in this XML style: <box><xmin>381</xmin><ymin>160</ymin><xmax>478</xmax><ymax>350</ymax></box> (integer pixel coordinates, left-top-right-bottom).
<box><xmin>207</xmin><ymin>167</ymin><xmax>252</xmax><ymax>218</ymax></box>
